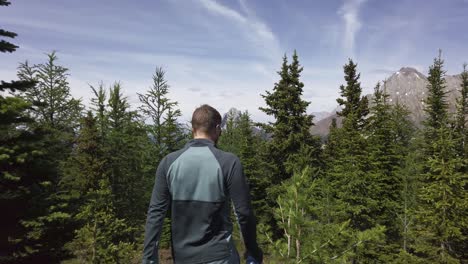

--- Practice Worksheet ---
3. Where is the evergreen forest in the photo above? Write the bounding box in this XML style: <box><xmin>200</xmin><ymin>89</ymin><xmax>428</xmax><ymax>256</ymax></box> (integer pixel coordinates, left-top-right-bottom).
<box><xmin>1</xmin><ymin>1</ymin><xmax>467</xmax><ymax>263</ymax></box>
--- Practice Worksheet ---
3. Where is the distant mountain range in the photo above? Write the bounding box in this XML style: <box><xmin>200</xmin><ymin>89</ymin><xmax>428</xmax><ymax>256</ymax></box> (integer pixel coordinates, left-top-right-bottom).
<box><xmin>311</xmin><ymin>67</ymin><xmax>464</xmax><ymax>136</ymax></box>
<box><xmin>222</xmin><ymin>67</ymin><xmax>463</xmax><ymax>138</ymax></box>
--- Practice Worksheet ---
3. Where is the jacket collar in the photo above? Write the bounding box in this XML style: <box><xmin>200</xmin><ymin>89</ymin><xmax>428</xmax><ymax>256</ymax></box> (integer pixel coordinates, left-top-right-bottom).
<box><xmin>186</xmin><ymin>138</ymin><xmax>215</xmax><ymax>147</ymax></box>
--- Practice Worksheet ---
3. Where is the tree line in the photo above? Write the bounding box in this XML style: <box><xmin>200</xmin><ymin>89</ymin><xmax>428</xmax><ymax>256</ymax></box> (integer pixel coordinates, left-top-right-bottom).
<box><xmin>1</xmin><ymin>1</ymin><xmax>467</xmax><ymax>263</ymax></box>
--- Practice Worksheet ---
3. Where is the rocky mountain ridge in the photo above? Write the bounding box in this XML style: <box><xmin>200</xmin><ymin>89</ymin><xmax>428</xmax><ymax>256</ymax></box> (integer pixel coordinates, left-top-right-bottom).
<box><xmin>311</xmin><ymin>67</ymin><xmax>463</xmax><ymax>136</ymax></box>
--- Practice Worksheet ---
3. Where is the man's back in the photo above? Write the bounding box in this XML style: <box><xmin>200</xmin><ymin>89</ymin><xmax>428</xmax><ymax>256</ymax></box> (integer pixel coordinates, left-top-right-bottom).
<box><xmin>142</xmin><ymin>138</ymin><xmax>262</xmax><ymax>264</ymax></box>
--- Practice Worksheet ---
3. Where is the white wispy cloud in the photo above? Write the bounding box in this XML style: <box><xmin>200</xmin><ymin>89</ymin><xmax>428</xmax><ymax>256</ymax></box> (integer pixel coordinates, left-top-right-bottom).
<box><xmin>197</xmin><ymin>0</ymin><xmax>281</xmax><ymax>62</ymax></box>
<box><xmin>338</xmin><ymin>0</ymin><xmax>368</xmax><ymax>58</ymax></box>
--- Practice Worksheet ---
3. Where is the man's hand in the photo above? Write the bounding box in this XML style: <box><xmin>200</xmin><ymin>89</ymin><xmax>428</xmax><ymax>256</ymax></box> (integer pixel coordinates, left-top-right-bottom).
<box><xmin>247</xmin><ymin>255</ymin><xmax>260</xmax><ymax>264</ymax></box>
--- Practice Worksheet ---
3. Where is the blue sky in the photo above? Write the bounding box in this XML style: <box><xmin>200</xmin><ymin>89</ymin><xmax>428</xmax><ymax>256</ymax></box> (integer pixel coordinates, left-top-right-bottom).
<box><xmin>1</xmin><ymin>0</ymin><xmax>468</xmax><ymax>122</ymax></box>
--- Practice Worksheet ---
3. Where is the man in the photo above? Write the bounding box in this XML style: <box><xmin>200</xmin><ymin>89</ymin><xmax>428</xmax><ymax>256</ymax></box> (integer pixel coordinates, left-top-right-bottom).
<box><xmin>142</xmin><ymin>104</ymin><xmax>263</xmax><ymax>264</ymax></box>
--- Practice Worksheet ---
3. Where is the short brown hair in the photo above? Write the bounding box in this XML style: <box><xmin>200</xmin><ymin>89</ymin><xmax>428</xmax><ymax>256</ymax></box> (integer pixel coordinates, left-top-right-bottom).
<box><xmin>191</xmin><ymin>104</ymin><xmax>222</xmax><ymax>133</ymax></box>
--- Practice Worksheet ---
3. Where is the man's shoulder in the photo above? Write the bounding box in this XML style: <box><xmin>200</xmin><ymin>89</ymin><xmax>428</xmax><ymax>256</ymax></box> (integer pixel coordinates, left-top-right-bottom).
<box><xmin>209</xmin><ymin>147</ymin><xmax>241</xmax><ymax>165</ymax></box>
<box><xmin>161</xmin><ymin>147</ymin><xmax>189</xmax><ymax>166</ymax></box>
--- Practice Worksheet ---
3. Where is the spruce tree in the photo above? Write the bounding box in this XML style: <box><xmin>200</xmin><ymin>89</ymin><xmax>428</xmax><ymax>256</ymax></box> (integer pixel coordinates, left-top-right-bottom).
<box><xmin>412</xmin><ymin>51</ymin><xmax>468</xmax><ymax>263</ymax></box>
<box><xmin>423</xmin><ymin>50</ymin><xmax>449</xmax><ymax>147</ymax></box>
<box><xmin>82</xmin><ymin>82</ymin><xmax>154</xmax><ymax>236</ymax></box>
<box><xmin>394</xmin><ymin>133</ymin><xmax>424</xmax><ymax>263</ymax></box>
<box><xmin>454</xmin><ymin>63</ymin><xmax>468</xmax><ymax>159</ymax></box>
<box><xmin>324</xmin><ymin>60</ymin><xmax>386</xmax><ymax>262</ymax></box>
<box><xmin>138</xmin><ymin>67</ymin><xmax>184</xmax><ymax>159</ymax></box>
<box><xmin>452</xmin><ymin>63</ymin><xmax>468</xmax><ymax>259</ymax></box>
<box><xmin>12</xmin><ymin>52</ymin><xmax>83</xmax><ymax>261</ymax></box>
<box><xmin>269</xmin><ymin>168</ymin><xmax>385</xmax><ymax>263</ymax></box>
<box><xmin>415</xmin><ymin>127</ymin><xmax>466</xmax><ymax>263</ymax></box>
<box><xmin>258</xmin><ymin>51</ymin><xmax>319</xmax><ymax>183</ymax></box>
<box><xmin>90</xmin><ymin>82</ymin><xmax>109</xmax><ymax>137</ymax></box>
<box><xmin>17</xmin><ymin>52</ymin><xmax>83</xmax><ymax>130</ymax></box>
<box><xmin>82</xmin><ymin>83</ymin><xmax>155</xmax><ymax>255</ymax></box>
<box><xmin>0</xmin><ymin>0</ymin><xmax>18</xmax><ymax>53</ymax></box>
<box><xmin>0</xmin><ymin>3</ymin><xmax>58</xmax><ymax>262</ymax></box>
<box><xmin>328</xmin><ymin>59</ymin><xmax>372</xmax><ymax>230</ymax></box>
<box><xmin>62</xmin><ymin>112</ymin><xmax>137</xmax><ymax>263</ymax></box>
<box><xmin>236</xmin><ymin>112</ymin><xmax>266</xmax><ymax>209</ymax></box>
<box><xmin>336</xmin><ymin>59</ymin><xmax>369</xmax><ymax>130</ymax></box>
<box><xmin>257</xmin><ymin>51</ymin><xmax>321</xmax><ymax>242</ymax></box>
<box><xmin>163</xmin><ymin>105</ymin><xmax>185</xmax><ymax>153</ymax></box>
<box><xmin>218</xmin><ymin>108</ymin><xmax>241</xmax><ymax>154</ymax></box>
<box><xmin>366</xmin><ymin>82</ymin><xmax>415</xmax><ymax>260</ymax></box>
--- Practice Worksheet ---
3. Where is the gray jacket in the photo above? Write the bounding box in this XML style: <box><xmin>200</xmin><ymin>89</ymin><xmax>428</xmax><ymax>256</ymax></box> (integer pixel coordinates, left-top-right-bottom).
<box><xmin>142</xmin><ymin>138</ymin><xmax>263</xmax><ymax>264</ymax></box>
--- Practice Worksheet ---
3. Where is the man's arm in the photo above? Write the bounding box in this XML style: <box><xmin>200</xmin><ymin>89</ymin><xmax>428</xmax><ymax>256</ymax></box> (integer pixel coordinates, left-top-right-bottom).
<box><xmin>142</xmin><ymin>158</ymin><xmax>171</xmax><ymax>264</ymax></box>
<box><xmin>227</xmin><ymin>157</ymin><xmax>263</xmax><ymax>263</ymax></box>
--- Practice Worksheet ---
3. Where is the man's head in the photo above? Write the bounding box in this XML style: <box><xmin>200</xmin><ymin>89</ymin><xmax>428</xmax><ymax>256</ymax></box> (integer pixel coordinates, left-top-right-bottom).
<box><xmin>191</xmin><ymin>104</ymin><xmax>222</xmax><ymax>142</ymax></box>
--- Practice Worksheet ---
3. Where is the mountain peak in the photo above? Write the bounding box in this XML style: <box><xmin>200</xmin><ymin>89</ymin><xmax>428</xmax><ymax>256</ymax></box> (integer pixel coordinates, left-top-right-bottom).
<box><xmin>398</xmin><ymin>67</ymin><xmax>419</xmax><ymax>73</ymax></box>
<box><xmin>393</xmin><ymin>67</ymin><xmax>426</xmax><ymax>79</ymax></box>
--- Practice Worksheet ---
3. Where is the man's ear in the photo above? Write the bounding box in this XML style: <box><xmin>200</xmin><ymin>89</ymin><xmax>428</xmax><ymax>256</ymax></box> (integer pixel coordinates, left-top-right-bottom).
<box><xmin>192</xmin><ymin>128</ymin><xmax>196</xmax><ymax>136</ymax></box>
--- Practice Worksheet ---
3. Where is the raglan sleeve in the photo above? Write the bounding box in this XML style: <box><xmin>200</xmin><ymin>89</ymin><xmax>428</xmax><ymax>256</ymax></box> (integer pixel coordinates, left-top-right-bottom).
<box><xmin>142</xmin><ymin>157</ymin><xmax>171</xmax><ymax>264</ymax></box>
<box><xmin>226</xmin><ymin>156</ymin><xmax>263</xmax><ymax>263</ymax></box>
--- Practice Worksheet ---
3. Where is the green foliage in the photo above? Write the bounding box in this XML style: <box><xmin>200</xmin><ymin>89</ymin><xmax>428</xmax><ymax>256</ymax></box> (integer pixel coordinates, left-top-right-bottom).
<box><xmin>413</xmin><ymin>126</ymin><xmax>467</xmax><ymax>263</ymax></box>
<box><xmin>327</xmin><ymin>59</ymin><xmax>373</xmax><ymax>232</ymax></box>
<box><xmin>17</xmin><ymin>52</ymin><xmax>83</xmax><ymax>130</ymax></box>
<box><xmin>138</xmin><ymin>67</ymin><xmax>185</xmax><ymax>158</ymax></box>
<box><xmin>268</xmin><ymin>168</ymin><xmax>386</xmax><ymax>263</ymax></box>
<box><xmin>259</xmin><ymin>51</ymin><xmax>320</xmax><ymax>183</ymax></box>
<box><xmin>1</xmin><ymin>10</ymin><xmax>71</xmax><ymax>262</ymax></box>
<box><xmin>336</xmin><ymin>59</ymin><xmax>369</xmax><ymax>130</ymax></box>
<box><xmin>61</xmin><ymin>112</ymin><xmax>139</xmax><ymax>263</ymax></box>
<box><xmin>2</xmin><ymin>39</ymin><xmax>467</xmax><ymax>263</ymax></box>
<box><xmin>10</xmin><ymin>52</ymin><xmax>83</xmax><ymax>261</ymax></box>
<box><xmin>65</xmin><ymin>179</ymin><xmax>137</xmax><ymax>264</ymax></box>
<box><xmin>0</xmin><ymin>0</ymin><xmax>18</xmax><ymax>53</ymax></box>
<box><xmin>406</xmin><ymin>51</ymin><xmax>468</xmax><ymax>263</ymax></box>
<box><xmin>366</xmin><ymin>82</ymin><xmax>415</xmax><ymax>251</ymax></box>
<box><xmin>218</xmin><ymin>109</ymin><xmax>242</xmax><ymax>153</ymax></box>
<box><xmin>423</xmin><ymin>50</ymin><xmax>449</xmax><ymax>146</ymax></box>
<box><xmin>0</xmin><ymin>62</ymin><xmax>45</xmax><ymax>264</ymax></box>
<box><xmin>454</xmin><ymin>63</ymin><xmax>468</xmax><ymax>159</ymax></box>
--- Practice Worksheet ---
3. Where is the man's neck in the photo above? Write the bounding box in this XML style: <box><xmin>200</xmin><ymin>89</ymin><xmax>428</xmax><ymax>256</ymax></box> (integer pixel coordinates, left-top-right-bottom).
<box><xmin>193</xmin><ymin>135</ymin><xmax>215</xmax><ymax>143</ymax></box>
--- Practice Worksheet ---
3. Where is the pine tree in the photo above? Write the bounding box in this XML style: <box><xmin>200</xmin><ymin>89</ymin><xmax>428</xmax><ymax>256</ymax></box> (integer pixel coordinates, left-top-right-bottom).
<box><xmin>105</xmin><ymin>83</ymin><xmax>149</xmax><ymax>221</ymax></box>
<box><xmin>258</xmin><ymin>51</ymin><xmax>319</xmax><ymax>183</ymax></box>
<box><xmin>0</xmin><ymin>4</ymin><xmax>57</xmax><ymax>262</ymax></box>
<box><xmin>423</xmin><ymin>50</ymin><xmax>449</xmax><ymax>147</ymax></box>
<box><xmin>327</xmin><ymin>59</ymin><xmax>373</xmax><ymax>230</ymax></box>
<box><xmin>0</xmin><ymin>0</ymin><xmax>18</xmax><ymax>53</ymax></box>
<box><xmin>415</xmin><ymin>127</ymin><xmax>466</xmax><ymax>263</ymax></box>
<box><xmin>394</xmin><ymin>133</ymin><xmax>424</xmax><ymax>263</ymax></box>
<box><xmin>452</xmin><ymin>63</ymin><xmax>468</xmax><ymax>260</ymax></box>
<box><xmin>90</xmin><ymin>82</ymin><xmax>109</xmax><ymax>137</ymax></box>
<box><xmin>138</xmin><ymin>67</ymin><xmax>183</xmax><ymax>159</ymax></box>
<box><xmin>412</xmin><ymin>51</ymin><xmax>468</xmax><ymax>263</ymax></box>
<box><xmin>218</xmin><ymin>108</ymin><xmax>241</xmax><ymax>154</ymax></box>
<box><xmin>163</xmin><ymin>105</ymin><xmax>184</xmax><ymax>153</ymax></box>
<box><xmin>454</xmin><ymin>63</ymin><xmax>468</xmax><ymax>159</ymax></box>
<box><xmin>366</xmin><ymin>82</ymin><xmax>415</xmax><ymax>260</ymax></box>
<box><xmin>62</xmin><ymin>112</ymin><xmax>137</xmax><ymax>263</ymax></box>
<box><xmin>17</xmin><ymin>52</ymin><xmax>83</xmax><ymax>131</ymax></box>
<box><xmin>268</xmin><ymin>168</ymin><xmax>385</xmax><ymax>263</ymax></box>
<box><xmin>236</xmin><ymin>112</ymin><xmax>264</xmax><ymax>204</ymax></box>
<box><xmin>336</xmin><ymin>59</ymin><xmax>369</xmax><ymax>130</ymax></box>
<box><xmin>324</xmin><ymin>60</ymin><xmax>387</xmax><ymax>262</ymax></box>
<box><xmin>12</xmin><ymin>52</ymin><xmax>83</xmax><ymax>261</ymax></box>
